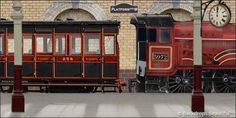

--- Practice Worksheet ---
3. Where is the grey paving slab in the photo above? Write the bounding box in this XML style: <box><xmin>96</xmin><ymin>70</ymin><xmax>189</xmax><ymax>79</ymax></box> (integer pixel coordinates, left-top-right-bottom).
<box><xmin>0</xmin><ymin>93</ymin><xmax>235</xmax><ymax>117</ymax></box>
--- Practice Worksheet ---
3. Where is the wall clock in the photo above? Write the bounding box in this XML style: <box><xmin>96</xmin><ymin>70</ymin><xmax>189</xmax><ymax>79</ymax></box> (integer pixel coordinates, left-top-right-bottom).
<box><xmin>209</xmin><ymin>4</ymin><xmax>231</xmax><ymax>27</ymax></box>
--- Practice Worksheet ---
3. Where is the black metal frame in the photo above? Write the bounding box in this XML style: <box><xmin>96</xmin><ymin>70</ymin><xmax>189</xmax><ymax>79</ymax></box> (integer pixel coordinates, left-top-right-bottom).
<box><xmin>201</xmin><ymin>0</ymin><xmax>226</xmax><ymax>21</ymax></box>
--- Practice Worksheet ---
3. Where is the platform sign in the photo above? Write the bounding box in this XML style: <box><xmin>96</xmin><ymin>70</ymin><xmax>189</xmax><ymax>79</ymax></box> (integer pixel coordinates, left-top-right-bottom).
<box><xmin>111</xmin><ymin>3</ymin><xmax>138</xmax><ymax>13</ymax></box>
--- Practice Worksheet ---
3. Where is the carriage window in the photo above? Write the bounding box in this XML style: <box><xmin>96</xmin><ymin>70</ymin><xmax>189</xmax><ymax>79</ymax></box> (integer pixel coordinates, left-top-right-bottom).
<box><xmin>105</xmin><ymin>36</ymin><xmax>115</xmax><ymax>54</ymax></box>
<box><xmin>0</xmin><ymin>34</ymin><xmax>3</xmax><ymax>54</ymax></box>
<box><xmin>160</xmin><ymin>29</ymin><xmax>171</xmax><ymax>44</ymax></box>
<box><xmin>148</xmin><ymin>29</ymin><xmax>156</xmax><ymax>42</ymax></box>
<box><xmin>36</xmin><ymin>35</ymin><xmax>52</xmax><ymax>53</ymax></box>
<box><xmin>8</xmin><ymin>34</ymin><xmax>14</xmax><ymax>53</ymax></box>
<box><xmin>23</xmin><ymin>35</ymin><xmax>32</xmax><ymax>54</ymax></box>
<box><xmin>72</xmin><ymin>34</ymin><xmax>81</xmax><ymax>54</ymax></box>
<box><xmin>84</xmin><ymin>34</ymin><xmax>100</xmax><ymax>54</ymax></box>
<box><xmin>56</xmin><ymin>35</ymin><xmax>66</xmax><ymax>54</ymax></box>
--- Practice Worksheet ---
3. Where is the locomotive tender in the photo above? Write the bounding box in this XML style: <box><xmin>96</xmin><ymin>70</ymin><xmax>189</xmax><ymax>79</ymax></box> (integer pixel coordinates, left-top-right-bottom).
<box><xmin>131</xmin><ymin>14</ymin><xmax>236</xmax><ymax>93</ymax></box>
<box><xmin>0</xmin><ymin>19</ymin><xmax>124</xmax><ymax>92</ymax></box>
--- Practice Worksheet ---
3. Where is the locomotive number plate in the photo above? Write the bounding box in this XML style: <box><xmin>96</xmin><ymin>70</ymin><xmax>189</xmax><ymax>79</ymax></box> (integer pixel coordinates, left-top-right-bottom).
<box><xmin>152</xmin><ymin>53</ymin><xmax>168</xmax><ymax>61</ymax></box>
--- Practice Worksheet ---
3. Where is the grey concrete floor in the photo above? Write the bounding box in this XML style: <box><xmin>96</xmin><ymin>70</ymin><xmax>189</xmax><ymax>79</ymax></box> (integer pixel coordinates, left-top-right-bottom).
<box><xmin>0</xmin><ymin>93</ymin><xmax>235</xmax><ymax>117</ymax></box>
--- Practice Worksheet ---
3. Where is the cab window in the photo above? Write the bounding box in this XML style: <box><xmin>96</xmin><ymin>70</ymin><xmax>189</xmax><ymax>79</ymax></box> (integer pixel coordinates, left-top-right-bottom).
<box><xmin>84</xmin><ymin>33</ymin><xmax>100</xmax><ymax>54</ymax></box>
<box><xmin>148</xmin><ymin>29</ymin><xmax>156</xmax><ymax>42</ymax></box>
<box><xmin>138</xmin><ymin>28</ymin><xmax>146</xmax><ymax>41</ymax></box>
<box><xmin>0</xmin><ymin>34</ymin><xmax>3</xmax><ymax>54</ymax></box>
<box><xmin>159</xmin><ymin>28</ymin><xmax>171</xmax><ymax>44</ymax></box>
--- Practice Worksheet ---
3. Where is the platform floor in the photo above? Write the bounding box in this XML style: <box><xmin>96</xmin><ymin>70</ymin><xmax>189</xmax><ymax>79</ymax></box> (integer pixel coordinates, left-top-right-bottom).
<box><xmin>0</xmin><ymin>93</ymin><xmax>235</xmax><ymax>117</ymax></box>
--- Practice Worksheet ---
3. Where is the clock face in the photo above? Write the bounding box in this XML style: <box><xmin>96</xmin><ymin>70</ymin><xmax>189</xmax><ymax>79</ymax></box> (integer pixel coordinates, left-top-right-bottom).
<box><xmin>209</xmin><ymin>4</ymin><xmax>231</xmax><ymax>27</ymax></box>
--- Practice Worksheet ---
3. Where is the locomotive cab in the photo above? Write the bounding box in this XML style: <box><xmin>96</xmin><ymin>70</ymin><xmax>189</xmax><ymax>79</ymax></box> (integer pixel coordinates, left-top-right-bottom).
<box><xmin>131</xmin><ymin>14</ymin><xmax>175</xmax><ymax>92</ymax></box>
<box><xmin>147</xmin><ymin>25</ymin><xmax>175</xmax><ymax>76</ymax></box>
<box><xmin>131</xmin><ymin>14</ymin><xmax>176</xmax><ymax>76</ymax></box>
<box><xmin>131</xmin><ymin>14</ymin><xmax>236</xmax><ymax>93</ymax></box>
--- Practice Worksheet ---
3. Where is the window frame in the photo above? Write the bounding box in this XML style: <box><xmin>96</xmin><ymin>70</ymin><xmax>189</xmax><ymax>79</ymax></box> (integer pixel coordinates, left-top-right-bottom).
<box><xmin>104</xmin><ymin>34</ymin><xmax>116</xmax><ymax>55</ymax></box>
<box><xmin>147</xmin><ymin>27</ymin><xmax>157</xmax><ymax>43</ymax></box>
<box><xmin>7</xmin><ymin>33</ymin><xmax>14</xmax><ymax>54</ymax></box>
<box><xmin>137</xmin><ymin>28</ymin><xmax>147</xmax><ymax>42</ymax></box>
<box><xmin>70</xmin><ymin>33</ymin><xmax>82</xmax><ymax>55</ymax></box>
<box><xmin>23</xmin><ymin>33</ymin><xmax>33</xmax><ymax>55</ymax></box>
<box><xmin>0</xmin><ymin>34</ymin><xmax>4</xmax><ymax>55</ymax></box>
<box><xmin>35</xmin><ymin>33</ymin><xmax>53</xmax><ymax>54</ymax></box>
<box><xmin>159</xmin><ymin>27</ymin><xmax>172</xmax><ymax>44</ymax></box>
<box><xmin>84</xmin><ymin>33</ymin><xmax>101</xmax><ymax>55</ymax></box>
<box><xmin>55</xmin><ymin>34</ymin><xmax>67</xmax><ymax>55</ymax></box>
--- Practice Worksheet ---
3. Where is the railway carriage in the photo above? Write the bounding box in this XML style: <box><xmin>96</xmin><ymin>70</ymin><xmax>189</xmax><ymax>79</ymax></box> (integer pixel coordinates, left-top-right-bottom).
<box><xmin>0</xmin><ymin>19</ymin><xmax>124</xmax><ymax>92</ymax></box>
<box><xmin>131</xmin><ymin>14</ymin><xmax>236</xmax><ymax>93</ymax></box>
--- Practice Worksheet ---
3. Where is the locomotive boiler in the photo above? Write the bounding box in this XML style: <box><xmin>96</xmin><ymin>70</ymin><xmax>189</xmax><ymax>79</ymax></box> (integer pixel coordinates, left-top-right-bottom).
<box><xmin>0</xmin><ymin>19</ymin><xmax>125</xmax><ymax>93</ymax></box>
<box><xmin>131</xmin><ymin>14</ymin><xmax>236</xmax><ymax>93</ymax></box>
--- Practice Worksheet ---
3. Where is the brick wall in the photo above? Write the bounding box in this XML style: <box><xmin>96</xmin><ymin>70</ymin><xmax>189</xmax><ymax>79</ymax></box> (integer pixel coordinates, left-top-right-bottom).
<box><xmin>97</xmin><ymin>0</ymin><xmax>155</xmax><ymax>81</ymax></box>
<box><xmin>56</xmin><ymin>9</ymin><xmax>96</xmax><ymax>21</ymax></box>
<box><xmin>1</xmin><ymin>0</ymin><xmax>235</xmax><ymax>81</ymax></box>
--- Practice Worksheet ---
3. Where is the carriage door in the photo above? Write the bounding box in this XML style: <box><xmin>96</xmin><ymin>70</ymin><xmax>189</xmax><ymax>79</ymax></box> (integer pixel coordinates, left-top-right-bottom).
<box><xmin>35</xmin><ymin>33</ymin><xmax>53</xmax><ymax>78</ymax></box>
<box><xmin>22</xmin><ymin>34</ymin><xmax>34</xmax><ymax>78</ymax></box>
<box><xmin>55</xmin><ymin>33</ymin><xmax>82</xmax><ymax>78</ymax></box>
<box><xmin>83</xmin><ymin>33</ymin><xmax>102</xmax><ymax>79</ymax></box>
<box><xmin>148</xmin><ymin>27</ymin><xmax>174</xmax><ymax>73</ymax></box>
<box><xmin>103</xmin><ymin>35</ymin><xmax>117</xmax><ymax>79</ymax></box>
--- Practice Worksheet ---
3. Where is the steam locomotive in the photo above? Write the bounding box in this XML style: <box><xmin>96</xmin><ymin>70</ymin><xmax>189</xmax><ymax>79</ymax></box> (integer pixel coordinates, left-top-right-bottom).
<box><xmin>0</xmin><ymin>19</ymin><xmax>124</xmax><ymax>93</ymax></box>
<box><xmin>131</xmin><ymin>14</ymin><xmax>236</xmax><ymax>93</ymax></box>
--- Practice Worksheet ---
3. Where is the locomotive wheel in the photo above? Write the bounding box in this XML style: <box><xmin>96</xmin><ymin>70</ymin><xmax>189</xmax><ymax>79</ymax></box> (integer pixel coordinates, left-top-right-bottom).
<box><xmin>136</xmin><ymin>75</ymin><xmax>145</xmax><ymax>92</ymax></box>
<box><xmin>168</xmin><ymin>70</ymin><xmax>193</xmax><ymax>93</ymax></box>
<box><xmin>202</xmin><ymin>71</ymin><xmax>213</xmax><ymax>93</ymax></box>
<box><xmin>203</xmin><ymin>81</ymin><xmax>212</xmax><ymax>93</ymax></box>
<box><xmin>213</xmin><ymin>70</ymin><xmax>236</xmax><ymax>93</ymax></box>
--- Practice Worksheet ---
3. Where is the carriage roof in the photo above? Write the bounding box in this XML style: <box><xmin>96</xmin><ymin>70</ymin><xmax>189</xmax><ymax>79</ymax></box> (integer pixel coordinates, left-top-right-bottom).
<box><xmin>0</xmin><ymin>20</ymin><xmax>120</xmax><ymax>25</ymax></box>
<box><xmin>0</xmin><ymin>20</ymin><xmax>120</xmax><ymax>33</ymax></box>
<box><xmin>130</xmin><ymin>14</ymin><xmax>174</xmax><ymax>27</ymax></box>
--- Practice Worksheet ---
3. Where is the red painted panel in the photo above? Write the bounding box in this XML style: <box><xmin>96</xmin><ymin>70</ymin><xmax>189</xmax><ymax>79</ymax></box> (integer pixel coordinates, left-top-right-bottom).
<box><xmin>84</xmin><ymin>56</ymin><xmax>101</xmax><ymax>62</ymax></box>
<box><xmin>104</xmin><ymin>56</ymin><xmax>117</xmax><ymax>62</ymax></box>
<box><xmin>149</xmin><ymin>47</ymin><xmax>171</xmax><ymax>69</ymax></box>
<box><xmin>7</xmin><ymin>56</ymin><xmax>14</xmax><ymax>61</ymax></box>
<box><xmin>55</xmin><ymin>56</ymin><xmax>82</xmax><ymax>62</ymax></box>
<box><xmin>23</xmin><ymin>56</ymin><xmax>34</xmax><ymax>61</ymax></box>
<box><xmin>146</xmin><ymin>44</ymin><xmax>176</xmax><ymax>76</ymax></box>
<box><xmin>0</xmin><ymin>56</ymin><xmax>4</xmax><ymax>61</ymax></box>
<box><xmin>36</xmin><ymin>55</ymin><xmax>52</xmax><ymax>61</ymax></box>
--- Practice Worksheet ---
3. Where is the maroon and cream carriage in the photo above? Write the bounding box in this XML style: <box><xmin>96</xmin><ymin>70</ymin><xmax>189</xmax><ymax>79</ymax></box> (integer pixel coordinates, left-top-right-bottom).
<box><xmin>0</xmin><ymin>20</ymin><xmax>125</xmax><ymax>92</ymax></box>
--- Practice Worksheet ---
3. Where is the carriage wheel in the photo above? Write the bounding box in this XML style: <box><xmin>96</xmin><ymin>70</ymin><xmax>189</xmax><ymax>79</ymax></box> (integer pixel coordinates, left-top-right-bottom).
<box><xmin>7</xmin><ymin>86</ymin><xmax>13</xmax><ymax>93</ymax></box>
<box><xmin>213</xmin><ymin>70</ymin><xmax>236</xmax><ymax>93</ymax></box>
<box><xmin>168</xmin><ymin>70</ymin><xmax>193</xmax><ymax>93</ymax></box>
<box><xmin>23</xmin><ymin>86</ymin><xmax>28</xmax><ymax>93</ymax></box>
<box><xmin>118</xmin><ymin>86</ymin><xmax>122</xmax><ymax>93</ymax></box>
<box><xmin>85</xmin><ymin>86</ymin><xmax>95</xmax><ymax>93</ymax></box>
